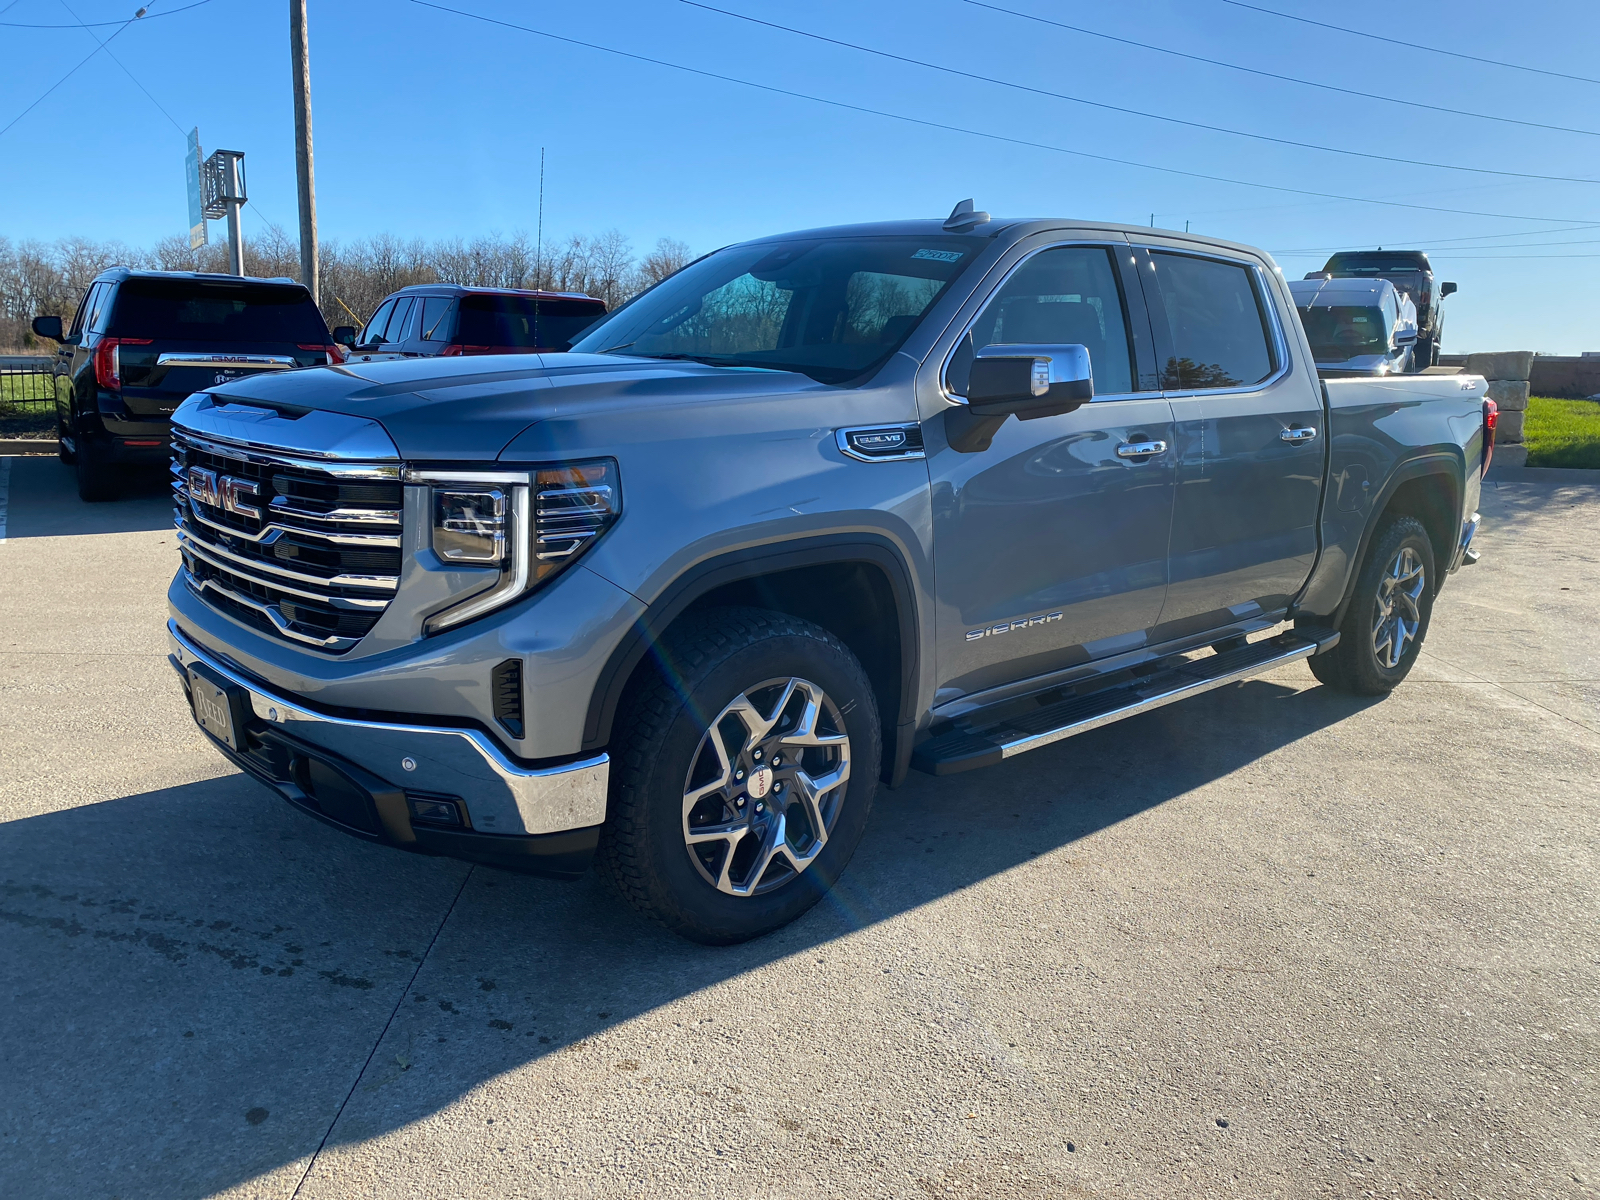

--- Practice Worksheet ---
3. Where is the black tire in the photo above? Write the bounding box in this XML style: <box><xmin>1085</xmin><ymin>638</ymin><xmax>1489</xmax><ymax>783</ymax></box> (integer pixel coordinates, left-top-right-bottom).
<box><xmin>74</xmin><ymin>438</ymin><xmax>117</xmax><ymax>502</ymax></box>
<box><xmin>598</xmin><ymin>606</ymin><xmax>881</xmax><ymax>944</ymax></box>
<box><xmin>1307</xmin><ymin>515</ymin><xmax>1436</xmax><ymax>695</ymax></box>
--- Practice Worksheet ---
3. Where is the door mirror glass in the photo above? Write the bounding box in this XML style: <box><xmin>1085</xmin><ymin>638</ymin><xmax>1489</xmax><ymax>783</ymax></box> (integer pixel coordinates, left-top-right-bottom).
<box><xmin>332</xmin><ymin>325</ymin><xmax>357</xmax><ymax>347</ymax></box>
<box><xmin>31</xmin><ymin>314</ymin><xmax>64</xmax><ymax>341</ymax></box>
<box><xmin>967</xmin><ymin>343</ymin><xmax>1093</xmax><ymax>418</ymax></box>
<box><xmin>1439</xmin><ymin>281</ymin><xmax>1457</xmax><ymax>298</ymax></box>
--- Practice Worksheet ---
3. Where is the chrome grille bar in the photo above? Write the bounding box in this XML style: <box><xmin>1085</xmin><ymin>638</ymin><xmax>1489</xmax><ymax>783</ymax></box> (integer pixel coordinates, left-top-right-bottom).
<box><xmin>172</xmin><ymin>426</ymin><xmax>404</xmax><ymax>653</ymax></box>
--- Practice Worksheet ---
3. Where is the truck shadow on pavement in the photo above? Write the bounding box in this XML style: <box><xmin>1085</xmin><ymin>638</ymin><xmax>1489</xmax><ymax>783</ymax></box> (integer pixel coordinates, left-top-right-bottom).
<box><xmin>2</xmin><ymin>454</ymin><xmax>172</xmax><ymax>539</ymax></box>
<box><xmin>0</xmin><ymin>675</ymin><xmax>1379</xmax><ymax>1198</ymax></box>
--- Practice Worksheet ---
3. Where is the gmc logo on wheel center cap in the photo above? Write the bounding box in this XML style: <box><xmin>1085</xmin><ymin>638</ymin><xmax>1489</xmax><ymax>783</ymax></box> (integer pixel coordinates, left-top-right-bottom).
<box><xmin>187</xmin><ymin>467</ymin><xmax>262</xmax><ymax>520</ymax></box>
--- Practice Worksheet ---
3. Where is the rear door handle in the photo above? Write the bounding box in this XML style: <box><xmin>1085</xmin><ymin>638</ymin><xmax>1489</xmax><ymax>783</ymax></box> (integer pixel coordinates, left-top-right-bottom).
<box><xmin>1280</xmin><ymin>427</ymin><xmax>1318</xmax><ymax>443</ymax></box>
<box><xmin>1115</xmin><ymin>439</ymin><xmax>1167</xmax><ymax>459</ymax></box>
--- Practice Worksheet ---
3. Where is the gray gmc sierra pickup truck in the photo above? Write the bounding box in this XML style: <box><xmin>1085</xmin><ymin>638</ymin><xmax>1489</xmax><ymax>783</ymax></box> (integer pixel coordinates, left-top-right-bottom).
<box><xmin>166</xmin><ymin>204</ymin><xmax>1494</xmax><ymax>943</ymax></box>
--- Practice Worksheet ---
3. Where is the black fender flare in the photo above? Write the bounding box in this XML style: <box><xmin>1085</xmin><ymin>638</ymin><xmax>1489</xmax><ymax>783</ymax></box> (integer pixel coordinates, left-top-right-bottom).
<box><xmin>581</xmin><ymin>534</ymin><xmax>922</xmax><ymax>785</ymax></box>
<box><xmin>1323</xmin><ymin>452</ymin><xmax>1464</xmax><ymax>631</ymax></box>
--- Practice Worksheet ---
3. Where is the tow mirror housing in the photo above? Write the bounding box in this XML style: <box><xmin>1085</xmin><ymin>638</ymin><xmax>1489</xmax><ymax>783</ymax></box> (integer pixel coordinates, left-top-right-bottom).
<box><xmin>1440</xmin><ymin>282</ymin><xmax>1458</xmax><ymax>298</ymax></box>
<box><xmin>966</xmin><ymin>343</ymin><xmax>1093</xmax><ymax>420</ymax></box>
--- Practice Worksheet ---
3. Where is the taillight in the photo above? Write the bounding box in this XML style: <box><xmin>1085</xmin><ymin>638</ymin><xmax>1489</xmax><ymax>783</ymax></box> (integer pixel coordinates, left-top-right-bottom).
<box><xmin>440</xmin><ymin>344</ymin><xmax>464</xmax><ymax>357</ymax></box>
<box><xmin>440</xmin><ymin>344</ymin><xmax>491</xmax><ymax>356</ymax></box>
<box><xmin>1482</xmin><ymin>399</ymin><xmax>1498</xmax><ymax>476</ymax></box>
<box><xmin>298</xmin><ymin>342</ymin><xmax>347</xmax><ymax>364</ymax></box>
<box><xmin>92</xmin><ymin>337</ymin><xmax>151</xmax><ymax>390</ymax></box>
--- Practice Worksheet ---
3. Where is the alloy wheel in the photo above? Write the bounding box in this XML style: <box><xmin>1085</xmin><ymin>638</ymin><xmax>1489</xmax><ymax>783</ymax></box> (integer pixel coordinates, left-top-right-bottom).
<box><xmin>681</xmin><ymin>676</ymin><xmax>851</xmax><ymax>897</ymax></box>
<box><xmin>1372</xmin><ymin>546</ymin><xmax>1426</xmax><ymax>669</ymax></box>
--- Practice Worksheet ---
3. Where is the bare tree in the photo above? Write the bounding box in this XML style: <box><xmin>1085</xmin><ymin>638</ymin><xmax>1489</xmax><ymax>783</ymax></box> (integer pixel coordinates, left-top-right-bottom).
<box><xmin>0</xmin><ymin>226</ymin><xmax>691</xmax><ymax>349</ymax></box>
<box><xmin>639</xmin><ymin>237</ymin><xmax>693</xmax><ymax>287</ymax></box>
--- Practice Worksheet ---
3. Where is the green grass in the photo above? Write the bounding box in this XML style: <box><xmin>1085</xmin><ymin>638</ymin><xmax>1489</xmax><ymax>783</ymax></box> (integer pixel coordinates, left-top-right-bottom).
<box><xmin>1524</xmin><ymin>396</ymin><xmax>1600</xmax><ymax>469</ymax></box>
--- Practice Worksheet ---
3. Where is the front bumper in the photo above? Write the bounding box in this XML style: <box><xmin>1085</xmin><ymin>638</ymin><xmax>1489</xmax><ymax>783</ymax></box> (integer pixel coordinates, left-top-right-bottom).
<box><xmin>168</xmin><ymin>620</ymin><xmax>608</xmax><ymax>877</ymax></box>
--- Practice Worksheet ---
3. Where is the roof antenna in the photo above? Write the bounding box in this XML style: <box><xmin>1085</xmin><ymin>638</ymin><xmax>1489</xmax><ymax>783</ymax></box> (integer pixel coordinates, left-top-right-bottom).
<box><xmin>943</xmin><ymin>198</ymin><xmax>990</xmax><ymax>231</ymax></box>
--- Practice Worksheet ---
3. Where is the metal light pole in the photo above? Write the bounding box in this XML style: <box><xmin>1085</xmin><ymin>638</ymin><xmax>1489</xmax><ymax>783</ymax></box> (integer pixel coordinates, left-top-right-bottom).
<box><xmin>290</xmin><ymin>0</ymin><xmax>319</xmax><ymax>303</ymax></box>
<box><xmin>202</xmin><ymin>149</ymin><xmax>248</xmax><ymax>275</ymax></box>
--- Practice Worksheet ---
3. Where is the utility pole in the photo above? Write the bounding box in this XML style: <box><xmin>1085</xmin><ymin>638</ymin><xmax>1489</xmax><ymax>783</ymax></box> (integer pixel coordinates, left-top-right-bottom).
<box><xmin>290</xmin><ymin>0</ymin><xmax>319</xmax><ymax>303</ymax></box>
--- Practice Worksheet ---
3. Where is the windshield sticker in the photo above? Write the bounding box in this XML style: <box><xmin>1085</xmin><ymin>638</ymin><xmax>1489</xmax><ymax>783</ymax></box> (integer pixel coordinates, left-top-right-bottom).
<box><xmin>912</xmin><ymin>249</ymin><xmax>964</xmax><ymax>262</ymax></box>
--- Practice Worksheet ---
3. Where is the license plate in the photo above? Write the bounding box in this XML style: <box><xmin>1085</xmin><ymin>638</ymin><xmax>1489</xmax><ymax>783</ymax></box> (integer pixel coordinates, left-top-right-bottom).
<box><xmin>189</xmin><ymin>664</ymin><xmax>244</xmax><ymax>750</ymax></box>
<box><xmin>213</xmin><ymin>370</ymin><xmax>247</xmax><ymax>384</ymax></box>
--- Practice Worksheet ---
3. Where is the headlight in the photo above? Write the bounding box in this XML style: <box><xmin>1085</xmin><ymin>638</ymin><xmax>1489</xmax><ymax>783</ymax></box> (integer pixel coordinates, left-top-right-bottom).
<box><xmin>406</xmin><ymin>459</ymin><xmax>620</xmax><ymax>633</ymax></box>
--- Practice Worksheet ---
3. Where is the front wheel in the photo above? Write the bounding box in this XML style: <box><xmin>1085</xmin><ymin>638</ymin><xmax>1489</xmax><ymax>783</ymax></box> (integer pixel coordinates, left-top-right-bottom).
<box><xmin>1308</xmin><ymin>515</ymin><xmax>1436</xmax><ymax>695</ymax></box>
<box><xmin>598</xmin><ymin>607</ymin><xmax>881</xmax><ymax>944</ymax></box>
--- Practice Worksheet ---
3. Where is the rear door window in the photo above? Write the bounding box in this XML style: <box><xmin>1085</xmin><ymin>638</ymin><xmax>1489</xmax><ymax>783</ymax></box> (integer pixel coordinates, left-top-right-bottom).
<box><xmin>86</xmin><ymin>283</ymin><xmax>113</xmax><ymax>334</ymax></box>
<box><xmin>1149</xmin><ymin>253</ymin><xmax>1276</xmax><ymax>390</ymax></box>
<box><xmin>69</xmin><ymin>284</ymin><xmax>99</xmax><ymax>340</ymax></box>
<box><xmin>386</xmin><ymin>297</ymin><xmax>417</xmax><ymax>345</ymax></box>
<box><xmin>107</xmin><ymin>279</ymin><xmax>328</xmax><ymax>342</ymax></box>
<box><xmin>945</xmin><ymin>245</ymin><xmax>1136</xmax><ymax>398</ymax></box>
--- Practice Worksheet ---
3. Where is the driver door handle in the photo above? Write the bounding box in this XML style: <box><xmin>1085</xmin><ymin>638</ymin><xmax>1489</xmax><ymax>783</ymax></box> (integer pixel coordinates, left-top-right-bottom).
<box><xmin>1281</xmin><ymin>426</ymin><xmax>1318</xmax><ymax>443</ymax></box>
<box><xmin>1115</xmin><ymin>439</ymin><xmax>1168</xmax><ymax>459</ymax></box>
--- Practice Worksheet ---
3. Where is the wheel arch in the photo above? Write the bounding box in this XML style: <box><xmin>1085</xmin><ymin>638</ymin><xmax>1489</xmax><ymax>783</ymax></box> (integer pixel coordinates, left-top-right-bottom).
<box><xmin>582</xmin><ymin>536</ymin><xmax>922</xmax><ymax>787</ymax></box>
<box><xmin>1327</xmin><ymin>453</ymin><xmax>1462</xmax><ymax>631</ymax></box>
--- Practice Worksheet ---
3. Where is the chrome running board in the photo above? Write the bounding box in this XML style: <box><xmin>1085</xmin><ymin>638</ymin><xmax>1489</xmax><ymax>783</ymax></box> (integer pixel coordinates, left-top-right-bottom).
<box><xmin>911</xmin><ymin>627</ymin><xmax>1340</xmax><ymax>776</ymax></box>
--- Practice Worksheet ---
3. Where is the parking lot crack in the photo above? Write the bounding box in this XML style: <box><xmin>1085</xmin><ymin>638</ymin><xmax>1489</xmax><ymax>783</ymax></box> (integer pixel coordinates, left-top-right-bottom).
<box><xmin>288</xmin><ymin>864</ymin><xmax>474</xmax><ymax>1199</ymax></box>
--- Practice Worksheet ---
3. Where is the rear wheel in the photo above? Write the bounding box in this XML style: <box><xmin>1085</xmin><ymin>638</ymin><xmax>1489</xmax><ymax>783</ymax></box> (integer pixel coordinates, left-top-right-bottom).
<box><xmin>1308</xmin><ymin>515</ymin><xmax>1436</xmax><ymax>695</ymax></box>
<box><xmin>598</xmin><ymin>607</ymin><xmax>880</xmax><ymax>944</ymax></box>
<box><xmin>74</xmin><ymin>437</ymin><xmax>118</xmax><ymax>502</ymax></box>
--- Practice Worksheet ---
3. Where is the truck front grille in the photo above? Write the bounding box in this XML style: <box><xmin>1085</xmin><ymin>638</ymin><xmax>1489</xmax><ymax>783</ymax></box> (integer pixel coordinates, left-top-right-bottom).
<box><xmin>172</xmin><ymin>428</ymin><xmax>403</xmax><ymax>653</ymax></box>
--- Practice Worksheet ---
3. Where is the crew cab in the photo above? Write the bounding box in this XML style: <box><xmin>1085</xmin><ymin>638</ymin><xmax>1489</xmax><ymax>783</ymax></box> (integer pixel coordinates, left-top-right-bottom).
<box><xmin>165</xmin><ymin>205</ymin><xmax>1493</xmax><ymax>943</ymax></box>
<box><xmin>341</xmin><ymin>285</ymin><xmax>607</xmax><ymax>363</ymax></box>
<box><xmin>1289</xmin><ymin>276</ymin><xmax>1419</xmax><ymax>376</ymax></box>
<box><xmin>33</xmin><ymin>270</ymin><xmax>340</xmax><ymax>501</ymax></box>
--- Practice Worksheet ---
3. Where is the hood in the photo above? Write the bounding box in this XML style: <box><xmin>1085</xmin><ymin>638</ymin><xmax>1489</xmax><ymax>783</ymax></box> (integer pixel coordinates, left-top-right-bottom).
<box><xmin>203</xmin><ymin>352</ymin><xmax>830</xmax><ymax>461</ymax></box>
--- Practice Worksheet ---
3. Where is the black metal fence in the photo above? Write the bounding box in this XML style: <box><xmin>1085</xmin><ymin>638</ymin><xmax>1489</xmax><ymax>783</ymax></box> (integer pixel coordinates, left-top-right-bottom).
<box><xmin>0</xmin><ymin>356</ymin><xmax>56</xmax><ymax>415</ymax></box>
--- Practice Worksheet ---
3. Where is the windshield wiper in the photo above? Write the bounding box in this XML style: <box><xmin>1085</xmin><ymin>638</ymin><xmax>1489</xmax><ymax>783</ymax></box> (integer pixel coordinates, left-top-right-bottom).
<box><xmin>597</xmin><ymin>341</ymin><xmax>637</xmax><ymax>354</ymax></box>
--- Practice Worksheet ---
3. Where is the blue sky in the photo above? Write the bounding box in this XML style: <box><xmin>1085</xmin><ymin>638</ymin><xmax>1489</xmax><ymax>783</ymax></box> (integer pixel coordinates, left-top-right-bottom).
<box><xmin>3</xmin><ymin>0</ymin><xmax>1598</xmax><ymax>352</ymax></box>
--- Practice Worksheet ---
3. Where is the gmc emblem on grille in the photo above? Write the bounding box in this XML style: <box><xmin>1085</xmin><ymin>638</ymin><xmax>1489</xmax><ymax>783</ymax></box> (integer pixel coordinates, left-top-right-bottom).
<box><xmin>187</xmin><ymin>467</ymin><xmax>261</xmax><ymax>520</ymax></box>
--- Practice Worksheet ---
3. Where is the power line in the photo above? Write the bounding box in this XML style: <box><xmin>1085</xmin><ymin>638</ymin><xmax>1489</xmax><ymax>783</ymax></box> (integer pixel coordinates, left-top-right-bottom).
<box><xmin>1278</xmin><ymin>232</ymin><xmax>1600</xmax><ymax>255</ymax></box>
<box><xmin>964</xmin><ymin>0</ymin><xmax>1600</xmax><ymax>140</ymax></box>
<box><xmin>400</xmin><ymin>1</ymin><xmax>1596</xmax><ymax>225</ymax></box>
<box><xmin>1222</xmin><ymin>0</ymin><xmax>1600</xmax><ymax>88</ymax></box>
<box><xmin>56</xmin><ymin>0</ymin><xmax>189</xmax><ymax>137</ymax></box>
<box><xmin>2</xmin><ymin>0</ymin><xmax>214</xmax><ymax>26</ymax></box>
<box><xmin>0</xmin><ymin>10</ymin><xmax>139</xmax><ymax>139</ymax></box>
<box><xmin>680</xmin><ymin>1</ymin><xmax>1600</xmax><ymax>187</ymax></box>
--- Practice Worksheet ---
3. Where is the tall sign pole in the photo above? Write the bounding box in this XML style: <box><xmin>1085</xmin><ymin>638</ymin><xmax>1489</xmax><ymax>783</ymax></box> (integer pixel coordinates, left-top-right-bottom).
<box><xmin>290</xmin><ymin>0</ymin><xmax>319</xmax><ymax>303</ymax></box>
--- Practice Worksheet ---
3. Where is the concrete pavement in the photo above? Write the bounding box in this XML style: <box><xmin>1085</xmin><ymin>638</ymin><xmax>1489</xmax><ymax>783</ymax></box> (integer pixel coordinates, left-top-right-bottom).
<box><xmin>1</xmin><ymin>455</ymin><xmax>1595</xmax><ymax>1199</ymax></box>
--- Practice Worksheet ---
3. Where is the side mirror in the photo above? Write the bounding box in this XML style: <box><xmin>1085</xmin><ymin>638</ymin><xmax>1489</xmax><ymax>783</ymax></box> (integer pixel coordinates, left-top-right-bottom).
<box><xmin>1439</xmin><ymin>282</ymin><xmax>1457</xmax><ymax>298</ymax></box>
<box><xmin>1394</xmin><ymin>329</ymin><xmax>1418</xmax><ymax>346</ymax></box>
<box><xmin>966</xmin><ymin>343</ymin><xmax>1093</xmax><ymax>420</ymax></box>
<box><xmin>31</xmin><ymin>314</ymin><xmax>64</xmax><ymax>341</ymax></box>
<box><xmin>332</xmin><ymin>325</ymin><xmax>357</xmax><ymax>347</ymax></box>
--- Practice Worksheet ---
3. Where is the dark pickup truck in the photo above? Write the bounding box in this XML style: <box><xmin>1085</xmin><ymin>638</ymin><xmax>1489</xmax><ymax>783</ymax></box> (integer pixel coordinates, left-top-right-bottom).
<box><xmin>164</xmin><ymin>206</ymin><xmax>1494</xmax><ymax>943</ymax></box>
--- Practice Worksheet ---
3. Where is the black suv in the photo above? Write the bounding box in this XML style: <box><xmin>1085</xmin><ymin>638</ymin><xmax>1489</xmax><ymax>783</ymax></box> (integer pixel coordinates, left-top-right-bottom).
<box><xmin>340</xmin><ymin>285</ymin><xmax>607</xmax><ymax>363</ymax></box>
<box><xmin>1307</xmin><ymin>251</ymin><xmax>1457</xmax><ymax>368</ymax></box>
<box><xmin>32</xmin><ymin>270</ymin><xmax>340</xmax><ymax>501</ymax></box>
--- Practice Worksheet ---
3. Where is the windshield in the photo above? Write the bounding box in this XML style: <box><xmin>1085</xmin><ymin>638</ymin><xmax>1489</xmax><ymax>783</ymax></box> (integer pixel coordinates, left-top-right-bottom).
<box><xmin>570</xmin><ymin>234</ymin><xmax>986</xmax><ymax>385</ymax></box>
<box><xmin>1298</xmin><ymin>305</ymin><xmax>1391</xmax><ymax>361</ymax></box>
<box><xmin>108</xmin><ymin>279</ymin><xmax>328</xmax><ymax>342</ymax></box>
